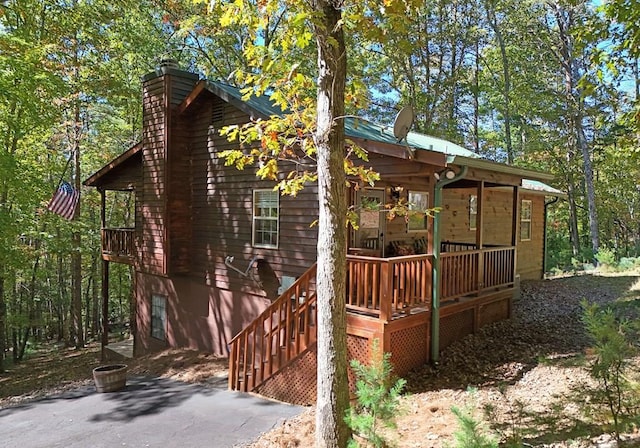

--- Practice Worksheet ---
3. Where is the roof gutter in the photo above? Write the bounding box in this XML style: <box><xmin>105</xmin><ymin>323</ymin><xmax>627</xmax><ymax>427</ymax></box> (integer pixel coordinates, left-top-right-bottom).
<box><xmin>430</xmin><ymin>165</ymin><xmax>468</xmax><ymax>363</ymax></box>
<box><xmin>449</xmin><ymin>155</ymin><xmax>555</xmax><ymax>182</ymax></box>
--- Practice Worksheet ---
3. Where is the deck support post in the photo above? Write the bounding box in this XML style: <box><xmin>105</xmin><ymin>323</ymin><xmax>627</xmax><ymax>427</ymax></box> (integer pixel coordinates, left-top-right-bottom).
<box><xmin>99</xmin><ymin>189</ymin><xmax>109</xmax><ymax>361</ymax></box>
<box><xmin>476</xmin><ymin>181</ymin><xmax>485</xmax><ymax>290</ymax></box>
<box><xmin>431</xmin><ymin>165</ymin><xmax>468</xmax><ymax>363</ymax></box>
<box><xmin>510</xmin><ymin>186</ymin><xmax>520</xmax><ymax>318</ymax></box>
<box><xmin>101</xmin><ymin>259</ymin><xmax>109</xmax><ymax>361</ymax></box>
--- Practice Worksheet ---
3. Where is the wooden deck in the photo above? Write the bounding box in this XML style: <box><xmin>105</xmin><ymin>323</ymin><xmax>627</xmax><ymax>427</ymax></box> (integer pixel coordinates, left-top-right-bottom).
<box><xmin>229</xmin><ymin>244</ymin><xmax>516</xmax><ymax>403</ymax></box>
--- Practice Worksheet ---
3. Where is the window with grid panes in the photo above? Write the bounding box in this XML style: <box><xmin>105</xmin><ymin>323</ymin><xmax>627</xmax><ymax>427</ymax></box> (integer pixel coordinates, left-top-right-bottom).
<box><xmin>253</xmin><ymin>189</ymin><xmax>279</xmax><ymax>248</ymax></box>
<box><xmin>469</xmin><ymin>195</ymin><xmax>477</xmax><ymax>230</ymax></box>
<box><xmin>151</xmin><ymin>294</ymin><xmax>167</xmax><ymax>341</ymax></box>
<box><xmin>520</xmin><ymin>199</ymin><xmax>532</xmax><ymax>241</ymax></box>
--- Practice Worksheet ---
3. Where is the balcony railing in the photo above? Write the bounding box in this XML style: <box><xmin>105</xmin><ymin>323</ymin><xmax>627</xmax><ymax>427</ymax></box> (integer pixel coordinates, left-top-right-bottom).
<box><xmin>440</xmin><ymin>246</ymin><xmax>515</xmax><ymax>301</ymax></box>
<box><xmin>346</xmin><ymin>254</ymin><xmax>433</xmax><ymax>320</ymax></box>
<box><xmin>101</xmin><ymin>228</ymin><xmax>135</xmax><ymax>263</ymax></box>
<box><xmin>346</xmin><ymin>245</ymin><xmax>515</xmax><ymax>314</ymax></box>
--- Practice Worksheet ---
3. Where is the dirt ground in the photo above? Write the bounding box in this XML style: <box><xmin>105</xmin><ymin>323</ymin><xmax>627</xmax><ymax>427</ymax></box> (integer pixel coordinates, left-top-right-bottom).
<box><xmin>2</xmin><ymin>272</ymin><xmax>640</xmax><ymax>447</ymax></box>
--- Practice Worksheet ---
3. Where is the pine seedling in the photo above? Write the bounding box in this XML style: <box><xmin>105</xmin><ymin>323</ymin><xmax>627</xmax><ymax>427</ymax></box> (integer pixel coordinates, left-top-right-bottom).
<box><xmin>345</xmin><ymin>341</ymin><xmax>406</xmax><ymax>448</ymax></box>
<box><xmin>449</xmin><ymin>389</ymin><xmax>498</xmax><ymax>448</ymax></box>
<box><xmin>582</xmin><ymin>300</ymin><xmax>638</xmax><ymax>440</ymax></box>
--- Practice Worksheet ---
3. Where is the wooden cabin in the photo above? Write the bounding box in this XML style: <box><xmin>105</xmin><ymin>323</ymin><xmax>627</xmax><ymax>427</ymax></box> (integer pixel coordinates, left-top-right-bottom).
<box><xmin>84</xmin><ymin>62</ymin><xmax>562</xmax><ymax>405</ymax></box>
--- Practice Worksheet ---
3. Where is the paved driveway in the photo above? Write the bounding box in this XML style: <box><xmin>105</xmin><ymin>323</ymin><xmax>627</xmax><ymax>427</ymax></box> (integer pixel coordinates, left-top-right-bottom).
<box><xmin>0</xmin><ymin>376</ymin><xmax>303</xmax><ymax>447</ymax></box>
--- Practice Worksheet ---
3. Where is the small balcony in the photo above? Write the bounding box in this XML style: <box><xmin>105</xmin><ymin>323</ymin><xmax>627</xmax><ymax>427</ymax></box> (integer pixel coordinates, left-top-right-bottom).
<box><xmin>101</xmin><ymin>228</ymin><xmax>135</xmax><ymax>264</ymax></box>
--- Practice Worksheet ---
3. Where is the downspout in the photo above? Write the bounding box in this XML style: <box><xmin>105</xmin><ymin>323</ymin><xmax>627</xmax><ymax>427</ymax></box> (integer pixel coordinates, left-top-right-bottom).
<box><xmin>543</xmin><ymin>196</ymin><xmax>560</xmax><ymax>275</ymax></box>
<box><xmin>431</xmin><ymin>164</ymin><xmax>468</xmax><ymax>363</ymax></box>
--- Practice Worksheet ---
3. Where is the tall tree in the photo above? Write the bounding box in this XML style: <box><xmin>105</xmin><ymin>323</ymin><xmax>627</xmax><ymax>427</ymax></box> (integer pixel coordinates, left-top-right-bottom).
<box><xmin>312</xmin><ymin>4</ymin><xmax>350</xmax><ymax>446</ymax></box>
<box><xmin>209</xmin><ymin>1</ymin><xmax>436</xmax><ymax>445</ymax></box>
<box><xmin>210</xmin><ymin>1</ymin><xmax>352</xmax><ymax>444</ymax></box>
<box><xmin>0</xmin><ymin>0</ymin><xmax>65</xmax><ymax>369</ymax></box>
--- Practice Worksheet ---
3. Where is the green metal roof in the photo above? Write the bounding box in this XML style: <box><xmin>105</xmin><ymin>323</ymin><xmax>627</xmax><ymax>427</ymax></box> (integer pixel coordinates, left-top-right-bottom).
<box><xmin>205</xmin><ymin>81</ymin><xmax>559</xmax><ymax>186</ymax></box>
<box><xmin>208</xmin><ymin>81</ymin><xmax>479</xmax><ymax>157</ymax></box>
<box><xmin>522</xmin><ymin>179</ymin><xmax>566</xmax><ymax>196</ymax></box>
<box><xmin>208</xmin><ymin>82</ymin><xmax>285</xmax><ymax>119</ymax></box>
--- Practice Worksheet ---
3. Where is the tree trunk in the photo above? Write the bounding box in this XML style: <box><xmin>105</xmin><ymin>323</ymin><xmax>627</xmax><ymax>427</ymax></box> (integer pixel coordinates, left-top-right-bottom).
<box><xmin>56</xmin><ymin>243</ymin><xmax>68</xmax><ymax>343</ymax></box>
<box><xmin>70</xmin><ymin>68</ymin><xmax>84</xmax><ymax>347</ymax></box>
<box><xmin>0</xmin><ymin>274</ymin><xmax>5</xmax><ymax>373</ymax></box>
<box><xmin>576</xmin><ymin>116</ymin><xmax>599</xmax><ymax>258</ymax></box>
<box><xmin>473</xmin><ymin>38</ymin><xmax>480</xmax><ymax>153</ymax></box>
<box><xmin>91</xmin><ymin>253</ymin><xmax>99</xmax><ymax>337</ymax></box>
<box><xmin>553</xmin><ymin>2</ymin><xmax>599</xmax><ymax>261</ymax></box>
<box><xmin>312</xmin><ymin>2</ymin><xmax>350</xmax><ymax>447</ymax></box>
<box><xmin>486</xmin><ymin>0</ymin><xmax>513</xmax><ymax>163</ymax></box>
<box><xmin>566</xmin><ymin>171</ymin><xmax>581</xmax><ymax>257</ymax></box>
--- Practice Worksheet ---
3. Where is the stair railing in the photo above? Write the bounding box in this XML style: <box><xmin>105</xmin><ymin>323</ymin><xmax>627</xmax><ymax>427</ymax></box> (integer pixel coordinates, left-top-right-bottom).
<box><xmin>228</xmin><ymin>263</ymin><xmax>318</xmax><ymax>392</ymax></box>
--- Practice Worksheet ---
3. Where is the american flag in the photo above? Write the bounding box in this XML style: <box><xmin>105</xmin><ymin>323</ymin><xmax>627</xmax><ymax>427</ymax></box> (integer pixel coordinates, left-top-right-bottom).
<box><xmin>48</xmin><ymin>181</ymin><xmax>80</xmax><ymax>220</ymax></box>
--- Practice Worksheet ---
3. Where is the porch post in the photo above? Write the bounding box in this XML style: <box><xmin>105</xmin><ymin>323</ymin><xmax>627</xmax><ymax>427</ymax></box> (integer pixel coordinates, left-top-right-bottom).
<box><xmin>430</xmin><ymin>166</ymin><xmax>468</xmax><ymax>363</ymax></box>
<box><xmin>475</xmin><ymin>181</ymin><xmax>484</xmax><ymax>249</ymax></box>
<box><xmin>511</xmin><ymin>186</ymin><xmax>520</xmax><ymax>251</ymax></box>
<box><xmin>510</xmin><ymin>186</ymin><xmax>520</xmax><ymax>318</ymax></box>
<box><xmin>100</xmin><ymin>189</ymin><xmax>109</xmax><ymax>361</ymax></box>
<box><xmin>476</xmin><ymin>181</ymin><xmax>485</xmax><ymax>291</ymax></box>
<box><xmin>101</xmin><ymin>260</ymin><xmax>109</xmax><ymax>361</ymax></box>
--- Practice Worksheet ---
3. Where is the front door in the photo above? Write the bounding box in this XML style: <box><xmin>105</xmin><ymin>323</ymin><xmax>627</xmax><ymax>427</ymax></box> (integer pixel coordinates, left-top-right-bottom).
<box><xmin>352</xmin><ymin>189</ymin><xmax>385</xmax><ymax>256</ymax></box>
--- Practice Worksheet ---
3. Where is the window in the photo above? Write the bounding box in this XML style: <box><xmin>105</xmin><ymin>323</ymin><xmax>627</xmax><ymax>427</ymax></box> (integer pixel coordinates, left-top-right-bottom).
<box><xmin>407</xmin><ymin>191</ymin><xmax>429</xmax><ymax>232</ymax></box>
<box><xmin>151</xmin><ymin>294</ymin><xmax>167</xmax><ymax>341</ymax></box>
<box><xmin>520</xmin><ymin>199</ymin><xmax>532</xmax><ymax>241</ymax></box>
<box><xmin>253</xmin><ymin>189</ymin><xmax>279</xmax><ymax>248</ymax></box>
<box><xmin>469</xmin><ymin>195</ymin><xmax>477</xmax><ymax>230</ymax></box>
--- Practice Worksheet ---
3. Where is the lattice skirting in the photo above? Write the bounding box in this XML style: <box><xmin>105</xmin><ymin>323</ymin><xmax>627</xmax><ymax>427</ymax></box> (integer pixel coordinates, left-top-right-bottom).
<box><xmin>253</xmin><ymin>292</ymin><xmax>512</xmax><ymax>405</ymax></box>
<box><xmin>440</xmin><ymin>308</ymin><xmax>475</xmax><ymax>349</ymax></box>
<box><xmin>389</xmin><ymin>323</ymin><xmax>429</xmax><ymax>377</ymax></box>
<box><xmin>255</xmin><ymin>335</ymin><xmax>373</xmax><ymax>404</ymax></box>
<box><xmin>440</xmin><ymin>292</ymin><xmax>511</xmax><ymax>350</ymax></box>
<box><xmin>255</xmin><ymin>344</ymin><xmax>318</xmax><ymax>406</ymax></box>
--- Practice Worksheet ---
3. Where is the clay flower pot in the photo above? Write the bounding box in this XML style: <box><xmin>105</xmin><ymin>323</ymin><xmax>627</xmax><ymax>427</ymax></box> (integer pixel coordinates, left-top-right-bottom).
<box><xmin>93</xmin><ymin>364</ymin><xmax>127</xmax><ymax>393</ymax></box>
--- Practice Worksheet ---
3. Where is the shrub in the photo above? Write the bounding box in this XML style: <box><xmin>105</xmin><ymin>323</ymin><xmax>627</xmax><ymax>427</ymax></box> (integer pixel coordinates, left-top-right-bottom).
<box><xmin>618</xmin><ymin>257</ymin><xmax>640</xmax><ymax>272</ymax></box>
<box><xmin>595</xmin><ymin>247</ymin><xmax>617</xmax><ymax>269</ymax></box>
<box><xmin>582</xmin><ymin>300</ymin><xmax>639</xmax><ymax>440</ymax></box>
<box><xmin>345</xmin><ymin>341</ymin><xmax>406</xmax><ymax>448</ymax></box>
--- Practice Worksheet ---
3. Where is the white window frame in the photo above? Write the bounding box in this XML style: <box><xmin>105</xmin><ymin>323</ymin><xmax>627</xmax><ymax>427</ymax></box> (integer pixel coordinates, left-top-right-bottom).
<box><xmin>520</xmin><ymin>199</ymin><xmax>532</xmax><ymax>241</ymax></box>
<box><xmin>469</xmin><ymin>194</ymin><xmax>478</xmax><ymax>231</ymax></box>
<box><xmin>407</xmin><ymin>190</ymin><xmax>429</xmax><ymax>232</ymax></box>
<box><xmin>252</xmin><ymin>189</ymin><xmax>279</xmax><ymax>248</ymax></box>
<box><xmin>151</xmin><ymin>294</ymin><xmax>167</xmax><ymax>341</ymax></box>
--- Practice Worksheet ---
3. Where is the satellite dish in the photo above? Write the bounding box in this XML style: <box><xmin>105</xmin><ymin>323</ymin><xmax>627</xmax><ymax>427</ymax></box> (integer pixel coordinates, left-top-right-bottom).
<box><xmin>393</xmin><ymin>105</ymin><xmax>414</xmax><ymax>142</ymax></box>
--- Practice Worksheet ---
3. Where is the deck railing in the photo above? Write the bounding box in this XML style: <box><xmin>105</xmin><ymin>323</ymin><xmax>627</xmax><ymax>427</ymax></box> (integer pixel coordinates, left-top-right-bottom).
<box><xmin>229</xmin><ymin>263</ymin><xmax>317</xmax><ymax>392</ymax></box>
<box><xmin>441</xmin><ymin>241</ymin><xmax>477</xmax><ymax>253</ymax></box>
<box><xmin>101</xmin><ymin>228</ymin><xmax>135</xmax><ymax>261</ymax></box>
<box><xmin>346</xmin><ymin>254</ymin><xmax>432</xmax><ymax>320</ymax></box>
<box><xmin>440</xmin><ymin>246</ymin><xmax>515</xmax><ymax>301</ymax></box>
<box><xmin>229</xmin><ymin>245</ymin><xmax>515</xmax><ymax>393</ymax></box>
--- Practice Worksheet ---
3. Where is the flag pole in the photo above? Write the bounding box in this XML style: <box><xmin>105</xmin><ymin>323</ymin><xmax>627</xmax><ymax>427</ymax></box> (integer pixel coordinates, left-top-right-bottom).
<box><xmin>54</xmin><ymin>150</ymin><xmax>75</xmax><ymax>190</ymax></box>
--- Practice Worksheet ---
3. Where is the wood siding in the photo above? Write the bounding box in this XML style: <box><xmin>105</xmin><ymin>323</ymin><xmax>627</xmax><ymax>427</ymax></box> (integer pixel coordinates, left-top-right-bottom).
<box><xmin>440</xmin><ymin>187</ymin><xmax>545</xmax><ymax>280</ymax></box>
<box><xmin>350</xmin><ymin>153</ymin><xmax>436</xmax><ymax>256</ymax></box>
<box><xmin>141</xmin><ymin>75</ymin><xmax>168</xmax><ymax>275</ymax></box>
<box><xmin>187</xmin><ymin>95</ymin><xmax>319</xmax><ymax>301</ymax></box>
<box><xmin>140</xmin><ymin>72</ymin><xmax>198</xmax><ymax>276</ymax></box>
<box><xmin>516</xmin><ymin>193</ymin><xmax>545</xmax><ymax>280</ymax></box>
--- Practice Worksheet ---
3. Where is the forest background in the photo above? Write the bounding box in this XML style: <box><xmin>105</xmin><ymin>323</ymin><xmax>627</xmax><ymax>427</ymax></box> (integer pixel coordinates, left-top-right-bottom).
<box><xmin>0</xmin><ymin>0</ymin><xmax>638</xmax><ymax>372</ymax></box>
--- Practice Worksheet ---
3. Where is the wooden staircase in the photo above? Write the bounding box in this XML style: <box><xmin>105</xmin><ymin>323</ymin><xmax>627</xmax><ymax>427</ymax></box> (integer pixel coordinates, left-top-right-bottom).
<box><xmin>228</xmin><ymin>263</ymin><xmax>318</xmax><ymax>393</ymax></box>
